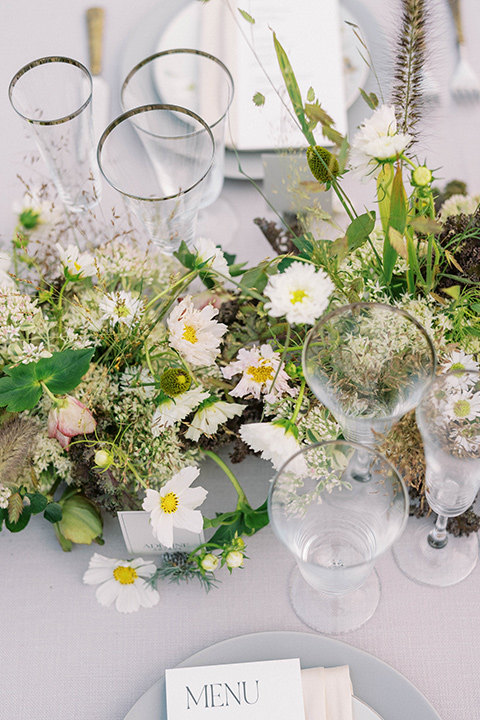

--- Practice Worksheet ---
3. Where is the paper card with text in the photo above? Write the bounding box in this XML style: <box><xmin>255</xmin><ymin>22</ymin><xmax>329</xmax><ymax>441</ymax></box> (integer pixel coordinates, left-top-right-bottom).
<box><xmin>118</xmin><ymin>511</ymin><xmax>203</xmax><ymax>557</ymax></box>
<box><xmin>165</xmin><ymin>658</ymin><xmax>305</xmax><ymax>720</ymax></box>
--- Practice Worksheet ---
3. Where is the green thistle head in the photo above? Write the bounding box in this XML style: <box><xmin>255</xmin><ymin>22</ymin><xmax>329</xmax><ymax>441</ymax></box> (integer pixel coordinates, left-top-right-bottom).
<box><xmin>306</xmin><ymin>146</ymin><xmax>340</xmax><ymax>184</ymax></box>
<box><xmin>160</xmin><ymin>367</ymin><xmax>192</xmax><ymax>397</ymax></box>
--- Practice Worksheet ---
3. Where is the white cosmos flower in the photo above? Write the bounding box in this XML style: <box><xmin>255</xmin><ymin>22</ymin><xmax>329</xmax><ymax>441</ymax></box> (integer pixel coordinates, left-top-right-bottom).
<box><xmin>83</xmin><ymin>553</ymin><xmax>159</xmax><ymax>613</ymax></box>
<box><xmin>223</xmin><ymin>344</ymin><xmax>295</xmax><ymax>403</ymax></box>
<box><xmin>185</xmin><ymin>398</ymin><xmax>245</xmax><ymax>441</ymax></box>
<box><xmin>142</xmin><ymin>466</ymin><xmax>208</xmax><ymax>548</ymax></box>
<box><xmin>239</xmin><ymin>421</ymin><xmax>307</xmax><ymax>474</ymax></box>
<box><xmin>193</xmin><ymin>237</ymin><xmax>231</xmax><ymax>278</ymax></box>
<box><xmin>56</xmin><ymin>243</ymin><xmax>96</xmax><ymax>278</ymax></box>
<box><xmin>151</xmin><ymin>386</ymin><xmax>210</xmax><ymax>433</ymax></box>
<box><xmin>349</xmin><ymin>104</ymin><xmax>412</xmax><ymax>180</ymax></box>
<box><xmin>167</xmin><ymin>295</ymin><xmax>227</xmax><ymax>367</ymax></box>
<box><xmin>264</xmin><ymin>262</ymin><xmax>334</xmax><ymax>326</ymax></box>
<box><xmin>99</xmin><ymin>290</ymin><xmax>144</xmax><ymax>327</ymax></box>
<box><xmin>444</xmin><ymin>390</ymin><xmax>480</xmax><ymax>422</ymax></box>
<box><xmin>441</xmin><ymin>351</ymin><xmax>480</xmax><ymax>390</ymax></box>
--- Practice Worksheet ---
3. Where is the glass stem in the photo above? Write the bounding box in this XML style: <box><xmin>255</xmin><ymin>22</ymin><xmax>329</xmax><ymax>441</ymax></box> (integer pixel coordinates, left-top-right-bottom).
<box><xmin>428</xmin><ymin>514</ymin><xmax>449</xmax><ymax>549</ymax></box>
<box><xmin>350</xmin><ymin>448</ymin><xmax>372</xmax><ymax>483</ymax></box>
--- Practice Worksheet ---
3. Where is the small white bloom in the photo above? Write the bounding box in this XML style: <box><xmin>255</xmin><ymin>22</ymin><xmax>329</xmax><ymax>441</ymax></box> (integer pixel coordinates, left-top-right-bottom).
<box><xmin>185</xmin><ymin>398</ymin><xmax>245</xmax><ymax>442</ymax></box>
<box><xmin>223</xmin><ymin>344</ymin><xmax>295</xmax><ymax>403</ymax></box>
<box><xmin>225</xmin><ymin>550</ymin><xmax>244</xmax><ymax>569</ymax></box>
<box><xmin>151</xmin><ymin>386</ymin><xmax>210</xmax><ymax>433</ymax></box>
<box><xmin>142</xmin><ymin>466</ymin><xmax>208</xmax><ymax>548</ymax></box>
<box><xmin>0</xmin><ymin>485</ymin><xmax>12</xmax><ymax>509</ymax></box>
<box><xmin>194</xmin><ymin>237</ymin><xmax>231</xmax><ymax>278</ymax></box>
<box><xmin>444</xmin><ymin>390</ymin><xmax>480</xmax><ymax>422</ymax></box>
<box><xmin>20</xmin><ymin>341</ymin><xmax>52</xmax><ymax>364</ymax></box>
<box><xmin>83</xmin><ymin>553</ymin><xmax>159</xmax><ymax>613</ymax></box>
<box><xmin>56</xmin><ymin>243</ymin><xmax>96</xmax><ymax>278</ymax></box>
<box><xmin>441</xmin><ymin>350</ymin><xmax>479</xmax><ymax>389</ymax></box>
<box><xmin>99</xmin><ymin>290</ymin><xmax>144</xmax><ymax>327</ymax></box>
<box><xmin>263</xmin><ymin>262</ymin><xmax>334</xmax><ymax>325</ymax></box>
<box><xmin>239</xmin><ymin>421</ymin><xmax>307</xmax><ymax>474</ymax></box>
<box><xmin>167</xmin><ymin>295</ymin><xmax>227</xmax><ymax>366</ymax></box>
<box><xmin>439</xmin><ymin>194</ymin><xmax>480</xmax><ymax>222</ymax></box>
<box><xmin>201</xmin><ymin>553</ymin><xmax>219</xmax><ymax>572</ymax></box>
<box><xmin>349</xmin><ymin>104</ymin><xmax>412</xmax><ymax>180</ymax></box>
<box><xmin>452</xmin><ymin>427</ymin><xmax>480</xmax><ymax>454</ymax></box>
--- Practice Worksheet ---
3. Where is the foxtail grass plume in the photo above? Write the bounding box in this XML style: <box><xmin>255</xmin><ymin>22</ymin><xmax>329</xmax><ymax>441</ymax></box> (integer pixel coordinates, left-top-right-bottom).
<box><xmin>0</xmin><ymin>416</ymin><xmax>39</xmax><ymax>484</ymax></box>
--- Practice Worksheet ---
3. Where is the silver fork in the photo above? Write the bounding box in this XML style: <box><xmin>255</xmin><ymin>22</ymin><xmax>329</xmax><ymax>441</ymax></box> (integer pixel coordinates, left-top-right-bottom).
<box><xmin>448</xmin><ymin>0</ymin><xmax>480</xmax><ymax>102</ymax></box>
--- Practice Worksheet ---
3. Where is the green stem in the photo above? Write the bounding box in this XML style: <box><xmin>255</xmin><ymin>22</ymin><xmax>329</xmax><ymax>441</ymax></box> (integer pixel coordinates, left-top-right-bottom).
<box><xmin>40</xmin><ymin>381</ymin><xmax>58</xmax><ymax>404</ymax></box>
<box><xmin>202</xmin><ymin>449</ymin><xmax>248</xmax><ymax>507</ymax></box>
<box><xmin>290</xmin><ymin>378</ymin><xmax>306</xmax><ymax>424</ymax></box>
<box><xmin>268</xmin><ymin>323</ymin><xmax>291</xmax><ymax>397</ymax></box>
<box><xmin>144</xmin><ymin>270</ymin><xmax>198</xmax><ymax>311</ymax></box>
<box><xmin>56</xmin><ymin>278</ymin><xmax>70</xmax><ymax>334</ymax></box>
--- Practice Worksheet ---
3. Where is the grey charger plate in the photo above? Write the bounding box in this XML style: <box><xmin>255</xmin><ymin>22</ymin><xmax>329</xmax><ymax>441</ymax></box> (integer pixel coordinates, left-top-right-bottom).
<box><xmin>123</xmin><ymin>630</ymin><xmax>442</xmax><ymax>720</ymax></box>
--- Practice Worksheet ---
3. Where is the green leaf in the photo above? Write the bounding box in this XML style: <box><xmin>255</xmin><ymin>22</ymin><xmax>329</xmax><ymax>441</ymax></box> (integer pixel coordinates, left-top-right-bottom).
<box><xmin>346</xmin><ymin>212</ymin><xmax>375</xmax><ymax>252</ymax></box>
<box><xmin>44</xmin><ymin>502</ymin><xmax>63</xmax><ymax>524</ymax></box>
<box><xmin>239</xmin><ymin>265</ymin><xmax>269</xmax><ymax>294</ymax></box>
<box><xmin>238</xmin><ymin>8</ymin><xmax>255</xmax><ymax>23</ymax></box>
<box><xmin>244</xmin><ymin>501</ymin><xmax>269</xmax><ymax>531</ymax></box>
<box><xmin>8</xmin><ymin>492</ymin><xmax>24</xmax><ymax>524</ymax></box>
<box><xmin>291</xmin><ymin>232</ymin><xmax>315</xmax><ymax>258</ymax></box>
<box><xmin>252</xmin><ymin>92</ymin><xmax>265</xmax><ymax>106</ymax></box>
<box><xmin>5</xmin><ymin>507</ymin><xmax>31</xmax><ymax>533</ymax></box>
<box><xmin>0</xmin><ymin>363</ymin><xmax>42</xmax><ymax>411</ymax></box>
<box><xmin>359</xmin><ymin>88</ymin><xmax>379</xmax><ymax>109</ymax></box>
<box><xmin>27</xmin><ymin>492</ymin><xmax>48</xmax><ymax>515</ymax></box>
<box><xmin>273</xmin><ymin>32</ymin><xmax>315</xmax><ymax>145</ymax></box>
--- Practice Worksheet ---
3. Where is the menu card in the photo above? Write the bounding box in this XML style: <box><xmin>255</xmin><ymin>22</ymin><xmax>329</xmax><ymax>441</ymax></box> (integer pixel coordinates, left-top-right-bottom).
<box><xmin>165</xmin><ymin>659</ymin><xmax>305</xmax><ymax>720</ymax></box>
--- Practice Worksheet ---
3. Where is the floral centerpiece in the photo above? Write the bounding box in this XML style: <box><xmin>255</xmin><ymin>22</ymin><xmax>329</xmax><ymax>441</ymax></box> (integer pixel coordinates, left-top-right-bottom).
<box><xmin>1</xmin><ymin>0</ymin><xmax>480</xmax><ymax>604</ymax></box>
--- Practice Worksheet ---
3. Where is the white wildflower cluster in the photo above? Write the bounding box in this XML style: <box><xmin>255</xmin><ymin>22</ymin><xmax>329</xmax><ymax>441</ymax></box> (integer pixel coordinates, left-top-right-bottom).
<box><xmin>95</xmin><ymin>237</ymin><xmax>177</xmax><ymax>288</ymax></box>
<box><xmin>0</xmin><ymin>288</ymin><xmax>49</xmax><ymax>364</ymax></box>
<box><xmin>31</xmin><ymin>435</ymin><xmax>75</xmax><ymax>488</ymax></box>
<box><xmin>439</xmin><ymin>194</ymin><xmax>480</xmax><ymax>221</ymax></box>
<box><xmin>0</xmin><ymin>485</ymin><xmax>12</xmax><ymax>509</ymax></box>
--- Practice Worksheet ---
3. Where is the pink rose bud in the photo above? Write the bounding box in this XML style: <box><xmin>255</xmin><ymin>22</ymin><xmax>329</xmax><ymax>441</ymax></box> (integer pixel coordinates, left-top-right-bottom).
<box><xmin>48</xmin><ymin>395</ymin><xmax>96</xmax><ymax>450</ymax></box>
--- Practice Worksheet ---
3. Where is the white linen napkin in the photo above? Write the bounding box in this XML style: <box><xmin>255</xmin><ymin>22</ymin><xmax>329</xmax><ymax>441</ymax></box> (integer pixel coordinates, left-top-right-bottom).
<box><xmin>301</xmin><ymin>666</ymin><xmax>353</xmax><ymax>720</ymax></box>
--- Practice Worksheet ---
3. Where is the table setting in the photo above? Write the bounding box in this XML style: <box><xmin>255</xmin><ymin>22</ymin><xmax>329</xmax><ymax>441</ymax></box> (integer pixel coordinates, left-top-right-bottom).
<box><xmin>1</xmin><ymin>1</ymin><xmax>480</xmax><ymax>719</ymax></box>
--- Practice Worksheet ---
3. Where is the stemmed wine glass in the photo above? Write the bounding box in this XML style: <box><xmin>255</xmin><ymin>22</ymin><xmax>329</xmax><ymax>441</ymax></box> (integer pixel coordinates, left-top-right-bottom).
<box><xmin>302</xmin><ymin>303</ymin><xmax>437</xmax><ymax>462</ymax></box>
<box><xmin>268</xmin><ymin>440</ymin><xmax>408</xmax><ymax>634</ymax></box>
<box><xmin>393</xmin><ymin>369</ymin><xmax>480</xmax><ymax>586</ymax></box>
<box><xmin>97</xmin><ymin>104</ymin><xmax>214</xmax><ymax>254</ymax></box>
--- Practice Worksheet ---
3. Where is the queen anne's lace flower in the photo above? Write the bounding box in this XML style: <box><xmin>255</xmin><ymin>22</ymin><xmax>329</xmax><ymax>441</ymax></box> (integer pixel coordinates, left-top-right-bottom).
<box><xmin>349</xmin><ymin>104</ymin><xmax>412</xmax><ymax>180</ymax></box>
<box><xmin>223</xmin><ymin>344</ymin><xmax>295</xmax><ymax>403</ymax></box>
<box><xmin>151</xmin><ymin>386</ymin><xmax>210</xmax><ymax>433</ymax></box>
<box><xmin>167</xmin><ymin>295</ymin><xmax>227</xmax><ymax>366</ymax></box>
<box><xmin>83</xmin><ymin>553</ymin><xmax>159</xmax><ymax>613</ymax></box>
<box><xmin>142</xmin><ymin>466</ymin><xmax>207</xmax><ymax>548</ymax></box>
<box><xmin>263</xmin><ymin>262</ymin><xmax>334</xmax><ymax>326</ymax></box>
<box><xmin>185</xmin><ymin>398</ymin><xmax>245</xmax><ymax>441</ymax></box>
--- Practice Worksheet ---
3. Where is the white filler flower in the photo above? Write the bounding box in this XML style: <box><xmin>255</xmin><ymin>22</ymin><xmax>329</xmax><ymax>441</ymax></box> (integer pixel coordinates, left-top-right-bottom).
<box><xmin>167</xmin><ymin>295</ymin><xmax>227</xmax><ymax>366</ymax></box>
<box><xmin>99</xmin><ymin>290</ymin><xmax>144</xmax><ymax>327</ymax></box>
<box><xmin>193</xmin><ymin>237</ymin><xmax>231</xmax><ymax>278</ymax></box>
<box><xmin>264</xmin><ymin>262</ymin><xmax>334</xmax><ymax>326</ymax></box>
<box><xmin>56</xmin><ymin>243</ymin><xmax>96</xmax><ymax>278</ymax></box>
<box><xmin>142</xmin><ymin>466</ymin><xmax>208</xmax><ymax>548</ymax></box>
<box><xmin>185</xmin><ymin>398</ymin><xmax>245</xmax><ymax>441</ymax></box>
<box><xmin>83</xmin><ymin>553</ymin><xmax>159</xmax><ymax>613</ymax></box>
<box><xmin>240</xmin><ymin>421</ymin><xmax>307</xmax><ymax>474</ymax></box>
<box><xmin>223</xmin><ymin>344</ymin><xmax>295</xmax><ymax>403</ymax></box>
<box><xmin>349</xmin><ymin>104</ymin><xmax>412</xmax><ymax>180</ymax></box>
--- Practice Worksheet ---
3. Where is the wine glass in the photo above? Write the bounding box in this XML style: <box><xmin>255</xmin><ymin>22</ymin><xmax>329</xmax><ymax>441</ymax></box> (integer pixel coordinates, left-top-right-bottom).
<box><xmin>121</xmin><ymin>49</ymin><xmax>234</xmax><ymax>209</ymax></box>
<box><xmin>302</xmin><ymin>302</ymin><xmax>437</xmax><ymax>447</ymax></box>
<box><xmin>268</xmin><ymin>440</ymin><xmax>408</xmax><ymax>634</ymax></box>
<box><xmin>97</xmin><ymin>104</ymin><xmax>214</xmax><ymax>254</ymax></box>
<box><xmin>393</xmin><ymin>369</ymin><xmax>480</xmax><ymax>586</ymax></box>
<box><xmin>9</xmin><ymin>56</ymin><xmax>101</xmax><ymax>213</ymax></box>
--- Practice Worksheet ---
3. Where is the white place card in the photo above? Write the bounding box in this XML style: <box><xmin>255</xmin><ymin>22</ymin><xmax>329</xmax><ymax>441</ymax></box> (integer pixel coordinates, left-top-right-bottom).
<box><xmin>118</xmin><ymin>510</ymin><xmax>204</xmax><ymax>557</ymax></box>
<box><xmin>165</xmin><ymin>658</ymin><xmax>305</xmax><ymax>720</ymax></box>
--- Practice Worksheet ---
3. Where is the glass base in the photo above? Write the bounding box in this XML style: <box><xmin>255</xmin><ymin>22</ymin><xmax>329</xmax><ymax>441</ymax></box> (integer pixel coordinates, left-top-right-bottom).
<box><xmin>392</xmin><ymin>516</ymin><xmax>478</xmax><ymax>587</ymax></box>
<box><xmin>288</xmin><ymin>565</ymin><xmax>380</xmax><ymax>635</ymax></box>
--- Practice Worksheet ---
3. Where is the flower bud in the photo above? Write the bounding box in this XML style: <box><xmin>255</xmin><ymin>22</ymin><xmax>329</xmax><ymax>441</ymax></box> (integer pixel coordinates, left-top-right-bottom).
<box><xmin>226</xmin><ymin>550</ymin><xmax>244</xmax><ymax>569</ymax></box>
<box><xmin>201</xmin><ymin>553</ymin><xmax>219</xmax><ymax>572</ymax></box>
<box><xmin>94</xmin><ymin>450</ymin><xmax>112</xmax><ymax>468</ymax></box>
<box><xmin>411</xmin><ymin>165</ymin><xmax>432</xmax><ymax>187</ymax></box>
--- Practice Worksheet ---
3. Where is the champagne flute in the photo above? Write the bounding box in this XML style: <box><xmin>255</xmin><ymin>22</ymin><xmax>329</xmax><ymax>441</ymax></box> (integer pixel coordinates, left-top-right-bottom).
<box><xmin>393</xmin><ymin>369</ymin><xmax>480</xmax><ymax>586</ymax></box>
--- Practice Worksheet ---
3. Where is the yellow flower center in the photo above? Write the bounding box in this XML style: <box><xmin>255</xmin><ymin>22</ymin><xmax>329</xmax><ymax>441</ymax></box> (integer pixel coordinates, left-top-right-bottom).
<box><xmin>454</xmin><ymin>399</ymin><xmax>471</xmax><ymax>418</ymax></box>
<box><xmin>182</xmin><ymin>325</ymin><xmax>198</xmax><ymax>344</ymax></box>
<box><xmin>113</xmin><ymin>565</ymin><xmax>138</xmax><ymax>585</ymax></box>
<box><xmin>74</xmin><ymin>261</ymin><xmax>82</xmax><ymax>272</ymax></box>
<box><xmin>451</xmin><ymin>362</ymin><xmax>465</xmax><ymax>371</ymax></box>
<box><xmin>246</xmin><ymin>362</ymin><xmax>274</xmax><ymax>384</ymax></box>
<box><xmin>290</xmin><ymin>289</ymin><xmax>308</xmax><ymax>305</ymax></box>
<box><xmin>116</xmin><ymin>300</ymin><xmax>131</xmax><ymax>318</ymax></box>
<box><xmin>161</xmin><ymin>491</ymin><xmax>179</xmax><ymax>514</ymax></box>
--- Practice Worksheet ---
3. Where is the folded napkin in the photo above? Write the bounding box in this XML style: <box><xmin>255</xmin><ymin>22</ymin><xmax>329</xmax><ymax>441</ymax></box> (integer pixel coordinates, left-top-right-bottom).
<box><xmin>301</xmin><ymin>666</ymin><xmax>353</xmax><ymax>720</ymax></box>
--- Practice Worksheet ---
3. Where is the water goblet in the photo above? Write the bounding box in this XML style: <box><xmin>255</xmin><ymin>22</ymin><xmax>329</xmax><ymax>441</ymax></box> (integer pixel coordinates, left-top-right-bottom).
<box><xmin>302</xmin><ymin>302</ymin><xmax>437</xmax><ymax>448</ymax></box>
<box><xmin>268</xmin><ymin>440</ymin><xmax>408</xmax><ymax>634</ymax></box>
<box><xmin>121</xmin><ymin>49</ymin><xmax>234</xmax><ymax>209</ymax></box>
<box><xmin>393</xmin><ymin>369</ymin><xmax>480</xmax><ymax>586</ymax></box>
<box><xmin>9</xmin><ymin>56</ymin><xmax>101</xmax><ymax>213</ymax></box>
<box><xmin>97</xmin><ymin>104</ymin><xmax>214</xmax><ymax>254</ymax></box>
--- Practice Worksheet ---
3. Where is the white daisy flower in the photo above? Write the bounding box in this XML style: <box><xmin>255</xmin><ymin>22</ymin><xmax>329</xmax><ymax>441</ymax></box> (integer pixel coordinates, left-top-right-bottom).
<box><xmin>193</xmin><ymin>237</ymin><xmax>231</xmax><ymax>278</ymax></box>
<box><xmin>452</xmin><ymin>427</ymin><xmax>480</xmax><ymax>454</ymax></box>
<box><xmin>441</xmin><ymin>350</ymin><xmax>479</xmax><ymax>390</ymax></box>
<box><xmin>56</xmin><ymin>243</ymin><xmax>96</xmax><ymax>278</ymax></box>
<box><xmin>239</xmin><ymin>421</ymin><xmax>307</xmax><ymax>474</ymax></box>
<box><xmin>99</xmin><ymin>290</ymin><xmax>144</xmax><ymax>327</ymax></box>
<box><xmin>222</xmin><ymin>344</ymin><xmax>295</xmax><ymax>403</ymax></box>
<box><xmin>151</xmin><ymin>386</ymin><xmax>210</xmax><ymax>433</ymax></box>
<box><xmin>444</xmin><ymin>390</ymin><xmax>480</xmax><ymax>422</ymax></box>
<box><xmin>185</xmin><ymin>398</ymin><xmax>245</xmax><ymax>442</ymax></box>
<box><xmin>349</xmin><ymin>104</ymin><xmax>412</xmax><ymax>180</ymax></box>
<box><xmin>142</xmin><ymin>466</ymin><xmax>208</xmax><ymax>548</ymax></box>
<box><xmin>83</xmin><ymin>553</ymin><xmax>159</xmax><ymax>613</ymax></box>
<box><xmin>263</xmin><ymin>262</ymin><xmax>334</xmax><ymax>326</ymax></box>
<box><xmin>167</xmin><ymin>295</ymin><xmax>227</xmax><ymax>367</ymax></box>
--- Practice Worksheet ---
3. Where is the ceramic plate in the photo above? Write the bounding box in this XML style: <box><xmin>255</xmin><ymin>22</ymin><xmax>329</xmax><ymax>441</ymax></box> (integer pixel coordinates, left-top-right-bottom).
<box><xmin>123</xmin><ymin>631</ymin><xmax>442</xmax><ymax>720</ymax></box>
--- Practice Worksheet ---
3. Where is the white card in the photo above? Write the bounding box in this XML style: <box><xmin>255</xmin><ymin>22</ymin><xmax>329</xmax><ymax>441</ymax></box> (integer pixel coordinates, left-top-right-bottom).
<box><xmin>165</xmin><ymin>658</ymin><xmax>305</xmax><ymax>720</ymax></box>
<box><xmin>118</xmin><ymin>511</ymin><xmax>204</xmax><ymax>557</ymax></box>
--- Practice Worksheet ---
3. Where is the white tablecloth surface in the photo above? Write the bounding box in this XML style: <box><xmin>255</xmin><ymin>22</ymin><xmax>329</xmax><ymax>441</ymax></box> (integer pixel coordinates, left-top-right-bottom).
<box><xmin>1</xmin><ymin>2</ymin><xmax>480</xmax><ymax>719</ymax></box>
